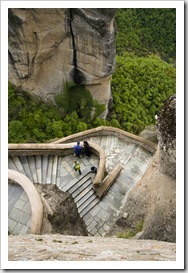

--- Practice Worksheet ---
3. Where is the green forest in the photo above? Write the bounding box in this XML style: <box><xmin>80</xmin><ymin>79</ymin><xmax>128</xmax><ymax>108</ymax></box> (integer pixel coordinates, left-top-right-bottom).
<box><xmin>8</xmin><ymin>8</ymin><xmax>176</xmax><ymax>143</ymax></box>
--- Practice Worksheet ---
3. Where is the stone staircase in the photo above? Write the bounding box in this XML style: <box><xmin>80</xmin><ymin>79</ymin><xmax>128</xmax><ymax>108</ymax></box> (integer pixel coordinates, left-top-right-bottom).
<box><xmin>60</xmin><ymin>170</ymin><xmax>100</xmax><ymax>218</ymax></box>
<box><xmin>8</xmin><ymin>133</ymin><xmax>156</xmax><ymax>237</ymax></box>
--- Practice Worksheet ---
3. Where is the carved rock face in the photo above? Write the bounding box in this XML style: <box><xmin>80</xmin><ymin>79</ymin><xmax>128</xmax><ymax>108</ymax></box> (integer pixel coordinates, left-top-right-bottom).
<box><xmin>156</xmin><ymin>94</ymin><xmax>176</xmax><ymax>179</ymax></box>
<box><xmin>8</xmin><ymin>8</ymin><xmax>116</xmax><ymax>106</ymax></box>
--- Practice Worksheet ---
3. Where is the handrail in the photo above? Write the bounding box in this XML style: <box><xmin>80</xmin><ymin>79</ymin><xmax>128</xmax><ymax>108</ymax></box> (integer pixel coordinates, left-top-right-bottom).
<box><xmin>51</xmin><ymin>126</ymin><xmax>157</xmax><ymax>153</ymax></box>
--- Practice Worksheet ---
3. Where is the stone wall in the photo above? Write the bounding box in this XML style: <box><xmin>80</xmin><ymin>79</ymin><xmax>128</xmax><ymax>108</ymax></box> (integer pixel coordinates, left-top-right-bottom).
<box><xmin>8</xmin><ymin>8</ymin><xmax>116</xmax><ymax>109</ymax></box>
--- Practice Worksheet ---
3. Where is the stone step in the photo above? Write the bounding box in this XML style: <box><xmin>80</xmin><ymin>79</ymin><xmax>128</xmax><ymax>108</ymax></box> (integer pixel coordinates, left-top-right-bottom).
<box><xmin>36</xmin><ymin>155</ymin><xmax>42</xmax><ymax>184</ymax></box>
<box><xmin>52</xmin><ymin>155</ymin><xmax>58</xmax><ymax>184</ymax></box>
<box><xmin>69</xmin><ymin>173</ymin><xmax>91</xmax><ymax>194</ymax></box>
<box><xmin>42</xmin><ymin>155</ymin><xmax>48</xmax><ymax>184</ymax></box>
<box><xmin>8</xmin><ymin>157</ymin><xmax>17</xmax><ymax>171</ymax></box>
<box><xmin>46</xmin><ymin>155</ymin><xmax>53</xmax><ymax>184</ymax></box>
<box><xmin>76</xmin><ymin>187</ymin><xmax>95</xmax><ymax>209</ymax></box>
<box><xmin>73</xmin><ymin>181</ymin><xmax>93</xmax><ymax>202</ymax></box>
<box><xmin>78</xmin><ymin>194</ymin><xmax>98</xmax><ymax>214</ymax></box>
<box><xmin>28</xmin><ymin>156</ymin><xmax>37</xmax><ymax>183</ymax></box>
<box><xmin>19</xmin><ymin>156</ymin><xmax>33</xmax><ymax>183</ymax></box>
<box><xmin>79</xmin><ymin>197</ymin><xmax>100</xmax><ymax>218</ymax></box>
<box><xmin>11</xmin><ymin>156</ymin><xmax>25</xmax><ymax>175</ymax></box>
<box><xmin>61</xmin><ymin>169</ymin><xmax>89</xmax><ymax>192</ymax></box>
<box><xmin>56</xmin><ymin>156</ymin><xmax>62</xmax><ymax>188</ymax></box>
<box><xmin>69</xmin><ymin>175</ymin><xmax>91</xmax><ymax>196</ymax></box>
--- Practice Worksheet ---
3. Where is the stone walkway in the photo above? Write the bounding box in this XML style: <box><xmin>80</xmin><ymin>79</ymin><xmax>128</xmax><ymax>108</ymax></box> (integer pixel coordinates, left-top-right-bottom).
<box><xmin>8</xmin><ymin>182</ymin><xmax>31</xmax><ymax>235</ymax></box>
<box><xmin>8</xmin><ymin>135</ymin><xmax>154</xmax><ymax>236</ymax></box>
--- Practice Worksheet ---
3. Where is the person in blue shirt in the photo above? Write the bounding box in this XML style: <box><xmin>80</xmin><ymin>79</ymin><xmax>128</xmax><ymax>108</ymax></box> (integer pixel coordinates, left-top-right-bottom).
<box><xmin>73</xmin><ymin>141</ymin><xmax>83</xmax><ymax>157</ymax></box>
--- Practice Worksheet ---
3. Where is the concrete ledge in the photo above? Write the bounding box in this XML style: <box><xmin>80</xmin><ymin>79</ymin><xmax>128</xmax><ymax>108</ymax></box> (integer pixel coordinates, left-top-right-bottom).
<box><xmin>52</xmin><ymin>126</ymin><xmax>157</xmax><ymax>153</ymax></box>
<box><xmin>8</xmin><ymin>143</ymin><xmax>76</xmax><ymax>156</ymax></box>
<box><xmin>8</xmin><ymin>169</ymin><xmax>43</xmax><ymax>234</ymax></box>
<box><xmin>94</xmin><ymin>163</ymin><xmax>123</xmax><ymax>198</ymax></box>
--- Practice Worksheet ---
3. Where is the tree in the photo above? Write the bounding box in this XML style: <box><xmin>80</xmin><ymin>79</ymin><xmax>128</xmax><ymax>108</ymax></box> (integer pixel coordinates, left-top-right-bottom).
<box><xmin>109</xmin><ymin>52</ymin><xmax>176</xmax><ymax>134</ymax></box>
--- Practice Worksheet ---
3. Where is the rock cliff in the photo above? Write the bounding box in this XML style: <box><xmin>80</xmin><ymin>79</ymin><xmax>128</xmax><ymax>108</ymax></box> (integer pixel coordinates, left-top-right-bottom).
<box><xmin>107</xmin><ymin>95</ymin><xmax>176</xmax><ymax>243</ymax></box>
<box><xmin>156</xmin><ymin>94</ymin><xmax>176</xmax><ymax>179</ymax></box>
<box><xmin>8</xmin><ymin>8</ymin><xmax>116</xmax><ymax>109</ymax></box>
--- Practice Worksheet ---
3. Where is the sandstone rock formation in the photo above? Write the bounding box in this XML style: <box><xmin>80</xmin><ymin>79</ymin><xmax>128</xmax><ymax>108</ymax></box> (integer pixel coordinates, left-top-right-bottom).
<box><xmin>8</xmin><ymin>8</ymin><xmax>116</xmax><ymax>109</ymax></box>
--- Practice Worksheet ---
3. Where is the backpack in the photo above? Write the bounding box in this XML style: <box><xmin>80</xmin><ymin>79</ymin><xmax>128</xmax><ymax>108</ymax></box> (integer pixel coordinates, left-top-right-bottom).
<box><xmin>74</xmin><ymin>163</ymin><xmax>80</xmax><ymax>171</ymax></box>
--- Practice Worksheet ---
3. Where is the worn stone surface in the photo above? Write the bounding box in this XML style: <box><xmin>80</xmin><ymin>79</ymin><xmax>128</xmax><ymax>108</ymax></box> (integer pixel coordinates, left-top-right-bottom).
<box><xmin>156</xmin><ymin>94</ymin><xmax>176</xmax><ymax>179</ymax></box>
<box><xmin>8</xmin><ymin>8</ymin><xmax>116</xmax><ymax>107</ymax></box>
<box><xmin>8</xmin><ymin>234</ymin><xmax>176</xmax><ymax>261</ymax></box>
<box><xmin>35</xmin><ymin>184</ymin><xmax>88</xmax><ymax>236</ymax></box>
<box><xmin>139</xmin><ymin>125</ymin><xmax>158</xmax><ymax>144</ymax></box>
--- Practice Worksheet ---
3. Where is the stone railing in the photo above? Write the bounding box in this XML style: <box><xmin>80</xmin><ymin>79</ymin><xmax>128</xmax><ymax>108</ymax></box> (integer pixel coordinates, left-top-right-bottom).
<box><xmin>52</xmin><ymin>126</ymin><xmax>157</xmax><ymax>154</ymax></box>
<box><xmin>8</xmin><ymin>142</ymin><xmax>106</xmax><ymax>187</ymax></box>
<box><xmin>94</xmin><ymin>163</ymin><xmax>123</xmax><ymax>198</ymax></box>
<box><xmin>8</xmin><ymin>126</ymin><xmax>157</xmax><ymax>191</ymax></box>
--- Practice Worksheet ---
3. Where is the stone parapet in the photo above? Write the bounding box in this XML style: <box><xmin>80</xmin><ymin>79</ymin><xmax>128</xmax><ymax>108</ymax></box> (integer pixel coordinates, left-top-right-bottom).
<box><xmin>52</xmin><ymin>126</ymin><xmax>157</xmax><ymax>154</ymax></box>
<box><xmin>95</xmin><ymin>163</ymin><xmax>123</xmax><ymax>197</ymax></box>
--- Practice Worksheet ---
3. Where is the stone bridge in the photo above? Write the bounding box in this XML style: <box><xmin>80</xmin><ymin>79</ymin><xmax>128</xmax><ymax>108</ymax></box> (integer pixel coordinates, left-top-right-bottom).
<box><xmin>8</xmin><ymin>126</ymin><xmax>157</xmax><ymax>237</ymax></box>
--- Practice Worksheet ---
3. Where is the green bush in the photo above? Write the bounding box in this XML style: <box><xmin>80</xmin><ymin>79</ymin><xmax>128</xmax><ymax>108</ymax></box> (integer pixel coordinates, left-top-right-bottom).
<box><xmin>109</xmin><ymin>53</ymin><xmax>176</xmax><ymax>134</ymax></box>
<box><xmin>115</xmin><ymin>8</ymin><xmax>176</xmax><ymax>63</ymax></box>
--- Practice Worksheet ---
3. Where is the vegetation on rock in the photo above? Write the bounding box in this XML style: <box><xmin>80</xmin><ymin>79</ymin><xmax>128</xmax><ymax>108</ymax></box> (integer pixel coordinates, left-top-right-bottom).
<box><xmin>117</xmin><ymin>219</ymin><xmax>144</xmax><ymax>239</ymax></box>
<box><xmin>8</xmin><ymin>82</ymin><xmax>106</xmax><ymax>143</ymax></box>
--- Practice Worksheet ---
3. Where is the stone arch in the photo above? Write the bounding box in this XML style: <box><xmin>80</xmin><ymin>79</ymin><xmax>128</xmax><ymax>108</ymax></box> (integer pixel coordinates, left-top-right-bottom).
<box><xmin>8</xmin><ymin>169</ymin><xmax>43</xmax><ymax>234</ymax></box>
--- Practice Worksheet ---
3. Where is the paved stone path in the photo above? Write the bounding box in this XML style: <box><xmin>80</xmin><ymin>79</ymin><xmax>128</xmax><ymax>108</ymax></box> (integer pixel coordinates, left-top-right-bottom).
<box><xmin>8</xmin><ymin>135</ymin><xmax>153</xmax><ymax>236</ymax></box>
<box><xmin>8</xmin><ymin>182</ymin><xmax>31</xmax><ymax>235</ymax></box>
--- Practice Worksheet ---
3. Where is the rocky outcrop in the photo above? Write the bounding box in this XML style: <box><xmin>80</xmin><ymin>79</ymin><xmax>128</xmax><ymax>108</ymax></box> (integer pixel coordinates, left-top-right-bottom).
<box><xmin>107</xmin><ymin>95</ymin><xmax>176</xmax><ymax>242</ymax></box>
<box><xmin>156</xmin><ymin>94</ymin><xmax>176</xmax><ymax>179</ymax></box>
<box><xmin>8</xmin><ymin>8</ymin><xmax>116</xmax><ymax>108</ymax></box>
<box><xmin>8</xmin><ymin>234</ymin><xmax>176</xmax><ymax>261</ymax></box>
<box><xmin>35</xmin><ymin>184</ymin><xmax>88</xmax><ymax>236</ymax></box>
